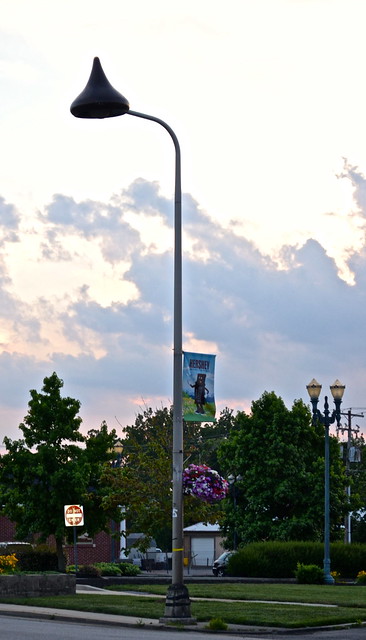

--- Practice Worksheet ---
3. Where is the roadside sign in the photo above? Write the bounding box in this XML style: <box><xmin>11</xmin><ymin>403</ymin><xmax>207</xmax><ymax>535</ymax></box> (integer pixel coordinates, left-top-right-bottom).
<box><xmin>64</xmin><ymin>504</ymin><xmax>84</xmax><ymax>527</ymax></box>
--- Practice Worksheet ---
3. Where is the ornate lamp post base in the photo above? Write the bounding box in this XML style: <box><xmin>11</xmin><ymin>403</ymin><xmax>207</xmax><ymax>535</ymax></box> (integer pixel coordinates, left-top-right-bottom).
<box><xmin>324</xmin><ymin>570</ymin><xmax>335</xmax><ymax>585</ymax></box>
<box><xmin>160</xmin><ymin>584</ymin><xmax>197</xmax><ymax>624</ymax></box>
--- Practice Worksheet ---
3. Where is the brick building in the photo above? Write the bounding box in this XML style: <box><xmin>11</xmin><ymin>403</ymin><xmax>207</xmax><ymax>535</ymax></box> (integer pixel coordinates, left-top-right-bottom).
<box><xmin>0</xmin><ymin>514</ymin><xmax>120</xmax><ymax>566</ymax></box>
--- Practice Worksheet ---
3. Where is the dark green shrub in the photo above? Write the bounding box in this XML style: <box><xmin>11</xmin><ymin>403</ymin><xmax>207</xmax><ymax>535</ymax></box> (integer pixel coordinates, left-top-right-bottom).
<box><xmin>16</xmin><ymin>548</ymin><xmax>60</xmax><ymax>572</ymax></box>
<box><xmin>330</xmin><ymin>543</ymin><xmax>366</xmax><ymax>578</ymax></box>
<box><xmin>229</xmin><ymin>542</ymin><xmax>323</xmax><ymax>578</ymax></box>
<box><xmin>229</xmin><ymin>542</ymin><xmax>366</xmax><ymax>579</ymax></box>
<box><xmin>117</xmin><ymin>562</ymin><xmax>140</xmax><ymax>576</ymax></box>
<box><xmin>67</xmin><ymin>564</ymin><xmax>102</xmax><ymax>576</ymax></box>
<box><xmin>94</xmin><ymin>562</ymin><xmax>121</xmax><ymax>576</ymax></box>
<box><xmin>206</xmin><ymin>618</ymin><xmax>228</xmax><ymax>631</ymax></box>
<box><xmin>294</xmin><ymin>563</ymin><xmax>324</xmax><ymax>584</ymax></box>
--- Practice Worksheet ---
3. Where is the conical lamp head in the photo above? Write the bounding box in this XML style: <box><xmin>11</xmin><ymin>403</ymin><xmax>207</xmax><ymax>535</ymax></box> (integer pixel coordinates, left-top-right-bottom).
<box><xmin>70</xmin><ymin>57</ymin><xmax>130</xmax><ymax>119</ymax></box>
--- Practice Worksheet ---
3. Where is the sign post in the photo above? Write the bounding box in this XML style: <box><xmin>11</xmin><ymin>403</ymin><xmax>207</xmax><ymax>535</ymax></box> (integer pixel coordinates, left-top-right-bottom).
<box><xmin>64</xmin><ymin>505</ymin><xmax>84</xmax><ymax>576</ymax></box>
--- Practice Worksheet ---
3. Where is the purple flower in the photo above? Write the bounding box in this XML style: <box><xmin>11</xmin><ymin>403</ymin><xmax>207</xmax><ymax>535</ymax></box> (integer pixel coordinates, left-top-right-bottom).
<box><xmin>183</xmin><ymin>464</ymin><xmax>229</xmax><ymax>503</ymax></box>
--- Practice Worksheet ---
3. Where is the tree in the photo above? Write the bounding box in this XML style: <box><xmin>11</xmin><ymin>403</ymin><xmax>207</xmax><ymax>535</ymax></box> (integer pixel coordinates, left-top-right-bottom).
<box><xmin>0</xmin><ymin>373</ymin><xmax>119</xmax><ymax>571</ymax></box>
<box><xmin>193</xmin><ymin>408</ymin><xmax>238</xmax><ymax>474</ymax></box>
<box><xmin>346</xmin><ymin>435</ymin><xmax>366</xmax><ymax>542</ymax></box>
<box><xmin>217</xmin><ymin>391</ymin><xmax>349</xmax><ymax>547</ymax></box>
<box><xmin>105</xmin><ymin>406</ymin><xmax>228</xmax><ymax>551</ymax></box>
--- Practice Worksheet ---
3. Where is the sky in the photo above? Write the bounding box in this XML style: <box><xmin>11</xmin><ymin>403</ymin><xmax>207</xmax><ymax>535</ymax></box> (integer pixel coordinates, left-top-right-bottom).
<box><xmin>0</xmin><ymin>0</ymin><xmax>366</xmax><ymax>444</ymax></box>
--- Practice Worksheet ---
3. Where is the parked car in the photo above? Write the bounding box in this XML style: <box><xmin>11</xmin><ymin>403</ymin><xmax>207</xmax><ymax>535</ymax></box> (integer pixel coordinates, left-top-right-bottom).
<box><xmin>212</xmin><ymin>551</ymin><xmax>233</xmax><ymax>576</ymax></box>
<box><xmin>125</xmin><ymin>546</ymin><xmax>163</xmax><ymax>569</ymax></box>
<box><xmin>0</xmin><ymin>542</ymin><xmax>32</xmax><ymax>554</ymax></box>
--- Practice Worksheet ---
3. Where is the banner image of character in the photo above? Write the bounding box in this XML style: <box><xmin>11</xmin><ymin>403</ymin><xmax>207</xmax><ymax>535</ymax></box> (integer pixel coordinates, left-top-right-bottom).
<box><xmin>190</xmin><ymin>373</ymin><xmax>209</xmax><ymax>415</ymax></box>
<box><xmin>183</xmin><ymin>352</ymin><xmax>216</xmax><ymax>422</ymax></box>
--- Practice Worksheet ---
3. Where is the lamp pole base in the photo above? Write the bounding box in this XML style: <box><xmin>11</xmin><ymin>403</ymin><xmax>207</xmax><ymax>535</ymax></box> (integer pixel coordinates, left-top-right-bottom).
<box><xmin>324</xmin><ymin>558</ymin><xmax>335</xmax><ymax>585</ymax></box>
<box><xmin>324</xmin><ymin>573</ymin><xmax>335</xmax><ymax>585</ymax></box>
<box><xmin>160</xmin><ymin>584</ymin><xmax>196</xmax><ymax>624</ymax></box>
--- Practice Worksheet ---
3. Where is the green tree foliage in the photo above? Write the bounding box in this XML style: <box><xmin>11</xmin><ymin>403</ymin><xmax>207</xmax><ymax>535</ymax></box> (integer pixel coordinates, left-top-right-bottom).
<box><xmin>194</xmin><ymin>408</ymin><xmax>237</xmax><ymax>474</ymax></box>
<box><xmin>217</xmin><ymin>391</ymin><xmax>349</xmax><ymax>547</ymax></box>
<box><xmin>105</xmin><ymin>406</ymin><xmax>229</xmax><ymax>551</ymax></box>
<box><xmin>0</xmin><ymin>373</ymin><xmax>119</xmax><ymax>571</ymax></box>
<box><xmin>346</xmin><ymin>435</ymin><xmax>366</xmax><ymax>542</ymax></box>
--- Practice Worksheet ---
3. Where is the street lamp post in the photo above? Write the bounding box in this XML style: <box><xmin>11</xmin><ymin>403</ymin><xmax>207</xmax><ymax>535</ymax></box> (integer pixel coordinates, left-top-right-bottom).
<box><xmin>111</xmin><ymin>439</ymin><xmax>124</xmax><ymax>563</ymax></box>
<box><xmin>70</xmin><ymin>58</ymin><xmax>194</xmax><ymax>622</ymax></box>
<box><xmin>306</xmin><ymin>378</ymin><xmax>345</xmax><ymax>585</ymax></box>
<box><xmin>227</xmin><ymin>474</ymin><xmax>242</xmax><ymax>551</ymax></box>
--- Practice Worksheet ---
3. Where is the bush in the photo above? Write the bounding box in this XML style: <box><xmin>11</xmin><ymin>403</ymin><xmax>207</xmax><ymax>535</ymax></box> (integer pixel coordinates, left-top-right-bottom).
<box><xmin>228</xmin><ymin>542</ymin><xmax>323</xmax><ymax>578</ymax></box>
<box><xmin>331</xmin><ymin>543</ymin><xmax>366</xmax><ymax>578</ymax></box>
<box><xmin>356</xmin><ymin>570</ymin><xmax>366</xmax><ymax>585</ymax></box>
<box><xmin>0</xmin><ymin>554</ymin><xmax>19</xmax><ymax>574</ymax></box>
<box><xmin>94</xmin><ymin>562</ymin><xmax>122</xmax><ymax>576</ymax></box>
<box><xmin>117</xmin><ymin>562</ymin><xmax>141</xmax><ymax>576</ymax></box>
<box><xmin>294</xmin><ymin>563</ymin><xmax>324</xmax><ymax>584</ymax></box>
<box><xmin>67</xmin><ymin>564</ymin><xmax>102</xmax><ymax>576</ymax></box>
<box><xmin>229</xmin><ymin>542</ymin><xmax>366</xmax><ymax>579</ymax></box>
<box><xmin>15</xmin><ymin>547</ymin><xmax>60</xmax><ymax>572</ymax></box>
<box><xmin>66</xmin><ymin>561</ymin><xmax>140</xmax><ymax>576</ymax></box>
<box><xmin>206</xmin><ymin>617</ymin><xmax>228</xmax><ymax>631</ymax></box>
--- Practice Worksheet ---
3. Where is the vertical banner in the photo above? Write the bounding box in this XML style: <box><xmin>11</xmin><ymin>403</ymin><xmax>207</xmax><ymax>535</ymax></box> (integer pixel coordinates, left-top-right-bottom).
<box><xmin>183</xmin><ymin>352</ymin><xmax>216</xmax><ymax>422</ymax></box>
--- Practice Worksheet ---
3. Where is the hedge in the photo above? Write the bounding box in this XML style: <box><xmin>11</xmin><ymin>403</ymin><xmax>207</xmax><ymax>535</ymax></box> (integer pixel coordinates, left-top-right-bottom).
<box><xmin>228</xmin><ymin>541</ymin><xmax>366</xmax><ymax>579</ymax></box>
<box><xmin>67</xmin><ymin>561</ymin><xmax>140</xmax><ymax>577</ymax></box>
<box><xmin>14</xmin><ymin>548</ymin><xmax>60</xmax><ymax>572</ymax></box>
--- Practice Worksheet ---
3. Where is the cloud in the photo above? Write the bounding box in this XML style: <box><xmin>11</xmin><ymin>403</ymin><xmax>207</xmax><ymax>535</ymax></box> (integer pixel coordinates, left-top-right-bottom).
<box><xmin>0</xmin><ymin>197</ymin><xmax>20</xmax><ymax>230</ymax></box>
<box><xmin>44</xmin><ymin>193</ymin><xmax>142</xmax><ymax>263</ymax></box>
<box><xmin>114</xmin><ymin>179</ymin><xmax>174</xmax><ymax>224</ymax></box>
<box><xmin>338</xmin><ymin>160</ymin><xmax>366</xmax><ymax>222</ymax></box>
<box><xmin>1</xmin><ymin>177</ymin><xmax>366</xmax><ymax>440</ymax></box>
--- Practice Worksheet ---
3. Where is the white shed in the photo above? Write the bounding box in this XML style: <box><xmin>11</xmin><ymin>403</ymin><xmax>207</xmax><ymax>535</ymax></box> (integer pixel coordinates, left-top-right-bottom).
<box><xmin>183</xmin><ymin>522</ymin><xmax>224</xmax><ymax>567</ymax></box>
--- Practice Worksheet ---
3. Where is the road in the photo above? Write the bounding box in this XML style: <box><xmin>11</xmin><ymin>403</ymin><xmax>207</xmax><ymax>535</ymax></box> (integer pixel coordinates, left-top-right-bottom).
<box><xmin>0</xmin><ymin>615</ymin><xmax>365</xmax><ymax>640</ymax></box>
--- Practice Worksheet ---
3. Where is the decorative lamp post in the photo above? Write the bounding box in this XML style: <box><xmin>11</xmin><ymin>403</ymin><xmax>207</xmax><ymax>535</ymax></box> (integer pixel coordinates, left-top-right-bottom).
<box><xmin>306</xmin><ymin>378</ymin><xmax>345</xmax><ymax>584</ymax></box>
<box><xmin>227</xmin><ymin>474</ymin><xmax>242</xmax><ymax>551</ymax></box>
<box><xmin>70</xmin><ymin>58</ymin><xmax>193</xmax><ymax>622</ymax></box>
<box><xmin>110</xmin><ymin>439</ymin><xmax>124</xmax><ymax>563</ymax></box>
<box><xmin>112</xmin><ymin>439</ymin><xmax>124</xmax><ymax>468</ymax></box>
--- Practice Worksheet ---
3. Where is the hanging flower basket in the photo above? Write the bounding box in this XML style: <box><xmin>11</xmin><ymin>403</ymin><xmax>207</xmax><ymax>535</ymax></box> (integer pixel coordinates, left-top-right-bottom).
<box><xmin>183</xmin><ymin>464</ymin><xmax>229</xmax><ymax>503</ymax></box>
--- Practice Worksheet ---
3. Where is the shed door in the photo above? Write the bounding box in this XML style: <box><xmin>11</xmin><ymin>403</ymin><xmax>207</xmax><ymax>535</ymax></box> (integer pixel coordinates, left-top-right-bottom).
<box><xmin>191</xmin><ymin>537</ymin><xmax>215</xmax><ymax>566</ymax></box>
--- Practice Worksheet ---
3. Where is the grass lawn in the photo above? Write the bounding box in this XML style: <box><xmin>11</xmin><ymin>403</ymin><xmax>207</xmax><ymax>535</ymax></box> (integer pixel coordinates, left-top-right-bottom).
<box><xmin>107</xmin><ymin>582</ymin><xmax>366</xmax><ymax>607</ymax></box>
<box><xmin>0</xmin><ymin>583</ymin><xmax>366</xmax><ymax>628</ymax></box>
